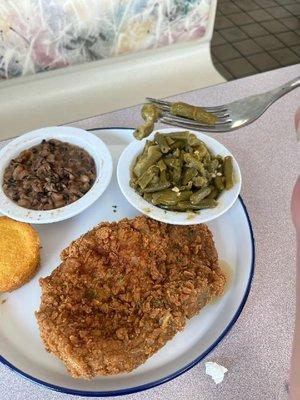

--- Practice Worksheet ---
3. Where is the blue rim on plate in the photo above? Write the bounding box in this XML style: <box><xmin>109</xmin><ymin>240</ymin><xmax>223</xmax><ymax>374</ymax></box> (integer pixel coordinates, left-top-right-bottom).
<box><xmin>0</xmin><ymin>128</ymin><xmax>255</xmax><ymax>397</ymax></box>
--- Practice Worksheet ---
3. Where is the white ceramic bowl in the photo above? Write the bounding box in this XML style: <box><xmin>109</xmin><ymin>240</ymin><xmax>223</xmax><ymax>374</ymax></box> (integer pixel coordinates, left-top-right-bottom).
<box><xmin>117</xmin><ymin>128</ymin><xmax>241</xmax><ymax>225</ymax></box>
<box><xmin>0</xmin><ymin>126</ymin><xmax>113</xmax><ymax>224</ymax></box>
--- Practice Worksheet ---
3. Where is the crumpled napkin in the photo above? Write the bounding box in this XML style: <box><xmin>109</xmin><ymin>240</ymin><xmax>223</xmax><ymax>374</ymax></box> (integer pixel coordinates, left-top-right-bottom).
<box><xmin>205</xmin><ymin>361</ymin><xmax>228</xmax><ymax>384</ymax></box>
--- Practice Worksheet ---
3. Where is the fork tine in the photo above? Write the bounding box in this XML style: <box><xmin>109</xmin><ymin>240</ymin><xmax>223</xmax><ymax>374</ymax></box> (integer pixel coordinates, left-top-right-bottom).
<box><xmin>161</xmin><ymin>110</ymin><xmax>231</xmax><ymax>122</ymax></box>
<box><xmin>163</xmin><ymin>111</ymin><xmax>232</xmax><ymax>126</ymax></box>
<box><xmin>202</xmin><ymin>106</ymin><xmax>228</xmax><ymax>112</ymax></box>
<box><xmin>161</xmin><ymin>116</ymin><xmax>233</xmax><ymax>132</ymax></box>
<box><xmin>215</xmin><ymin>116</ymin><xmax>232</xmax><ymax>124</ymax></box>
<box><xmin>160</xmin><ymin>115</ymin><xmax>230</xmax><ymax>131</ymax></box>
<box><xmin>205</xmin><ymin>109</ymin><xmax>230</xmax><ymax>118</ymax></box>
<box><xmin>160</xmin><ymin>117</ymin><xmax>217</xmax><ymax>132</ymax></box>
<box><xmin>146</xmin><ymin>97</ymin><xmax>171</xmax><ymax>107</ymax></box>
<box><xmin>146</xmin><ymin>97</ymin><xmax>229</xmax><ymax>117</ymax></box>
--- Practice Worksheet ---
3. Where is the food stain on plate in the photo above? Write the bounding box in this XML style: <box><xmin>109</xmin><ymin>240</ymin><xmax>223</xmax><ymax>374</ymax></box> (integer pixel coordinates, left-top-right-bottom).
<box><xmin>186</xmin><ymin>212</ymin><xmax>198</xmax><ymax>220</ymax></box>
<box><xmin>210</xmin><ymin>260</ymin><xmax>233</xmax><ymax>305</ymax></box>
<box><xmin>220</xmin><ymin>259</ymin><xmax>233</xmax><ymax>292</ymax></box>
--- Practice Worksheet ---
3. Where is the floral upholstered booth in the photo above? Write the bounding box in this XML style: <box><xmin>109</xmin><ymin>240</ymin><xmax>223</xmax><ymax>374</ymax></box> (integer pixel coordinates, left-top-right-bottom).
<box><xmin>0</xmin><ymin>0</ymin><xmax>224</xmax><ymax>138</ymax></box>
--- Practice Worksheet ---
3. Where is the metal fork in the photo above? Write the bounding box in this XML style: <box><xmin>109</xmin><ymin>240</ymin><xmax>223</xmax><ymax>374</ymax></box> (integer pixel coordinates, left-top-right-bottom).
<box><xmin>147</xmin><ymin>76</ymin><xmax>300</xmax><ymax>132</ymax></box>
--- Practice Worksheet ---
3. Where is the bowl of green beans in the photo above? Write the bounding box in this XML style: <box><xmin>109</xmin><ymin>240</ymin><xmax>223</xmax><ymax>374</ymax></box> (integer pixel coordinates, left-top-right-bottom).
<box><xmin>117</xmin><ymin>128</ymin><xmax>241</xmax><ymax>225</ymax></box>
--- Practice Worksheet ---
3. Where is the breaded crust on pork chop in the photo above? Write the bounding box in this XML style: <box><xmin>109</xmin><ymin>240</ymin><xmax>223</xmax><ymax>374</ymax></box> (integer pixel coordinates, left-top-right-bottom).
<box><xmin>36</xmin><ymin>216</ymin><xmax>225</xmax><ymax>378</ymax></box>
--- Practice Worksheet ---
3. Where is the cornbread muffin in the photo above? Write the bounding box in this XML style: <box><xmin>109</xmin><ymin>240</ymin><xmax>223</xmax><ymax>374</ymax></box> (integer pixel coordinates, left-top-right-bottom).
<box><xmin>0</xmin><ymin>216</ymin><xmax>40</xmax><ymax>292</ymax></box>
<box><xmin>36</xmin><ymin>216</ymin><xmax>225</xmax><ymax>378</ymax></box>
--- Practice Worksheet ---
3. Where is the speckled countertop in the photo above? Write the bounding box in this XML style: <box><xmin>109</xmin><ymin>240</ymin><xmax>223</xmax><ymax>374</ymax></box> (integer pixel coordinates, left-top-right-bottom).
<box><xmin>0</xmin><ymin>64</ymin><xmax>299</xmax><ymax>400</ymax></box>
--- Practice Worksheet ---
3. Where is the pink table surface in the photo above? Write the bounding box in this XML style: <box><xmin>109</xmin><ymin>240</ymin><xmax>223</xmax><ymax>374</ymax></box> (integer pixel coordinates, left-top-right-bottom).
<box><xmin>0</xmin><ymin>64</ymin><xmax>299</xmax><ymax>400</ymax></box>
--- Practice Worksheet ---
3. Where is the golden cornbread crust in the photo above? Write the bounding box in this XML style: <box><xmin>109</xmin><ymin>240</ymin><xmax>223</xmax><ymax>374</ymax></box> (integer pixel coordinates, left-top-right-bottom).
<box><xmin>0</xmin><ymin>216</ymin><xmax>40</xmax><ymax>292</ymax></box>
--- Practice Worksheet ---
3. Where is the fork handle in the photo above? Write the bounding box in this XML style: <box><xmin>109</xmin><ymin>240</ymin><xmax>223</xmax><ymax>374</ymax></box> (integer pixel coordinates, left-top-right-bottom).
<box><xmin>269</xmin><ymin>76</ymin><xmax>300</xmax><ymax>100</ymax></box>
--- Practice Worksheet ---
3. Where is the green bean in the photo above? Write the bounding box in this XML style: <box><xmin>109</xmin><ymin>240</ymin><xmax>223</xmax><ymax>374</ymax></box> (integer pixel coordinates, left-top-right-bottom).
<box><xmin>173</xmin><ymin>148</ymin><xmax>180</xmax><ymax>158</ymax></box>
<box><xmin>151</xmin><ymin>174</ymin><xmax>160</xmax><ymax>184</ymax></box>
<box><xmin>208</xmin><ymin>158</ymin><xmax>219</xmax><ymax>172</ymax></box>
<box><xmin>164</xmin><ymin>157</ymin><xmax>179</xmax><ymax>168</ymax></box>
<box><xmin>187</xmin><ymin>134</ymin><xmax>201</xmax><ymax>147</ymax></box>
<box><xmin>152</xmin><ymin>190</ymin><xmax>179</xmax><ymax>206</ymax></box>
<box><xmin>214</xmin><ymin>176</ymin><xmax>225</xmax><ymax>191</ymax></box>
<box><xmin>177</xmin><ymin>190</ymin><xmax>193</xmax><ymax>202</ymax></box>
<box><xmin>131</xmin><ymin>131</ymin><xmax>234</xmax><ymax>213</ymax></box>
<box><xmin>133</xmin><ymin>145</ymin><xmax>162</xmax><ymax>177</ymax></box>
<box><xmin>134</xmin><ymin>185</ymin><xmax>143</xmax><ymax>194</ymax></box>
<box><xmin>190</xmin><ymin>187</ymin><xmax>212</xmax><ymax>205</ymax></box>
<box><xmin>157</xmin><ymin>203</ymin><xmax>181</xmax><ymax>211</ymax></box>
<box><xmin>143</xmin><ymin>140</ymin><xmax>156</xmax><ymax>155</ymax></box>
<box><xmin>158</xmin><ymin>159</ymin><xmax>167</xmax><ymax>172</ymax></box>
<box><xmin>136</xmin><ymin>166</ymin><xmax>159</xmax><ymax>190</ymax></box>
<box><xmin>207</xmin><ymin>186</ymin><xmax>219</xmax><ymax>200</ymax></box>
<box><xmin>135</xmin><ymin>154</ymin><xmax>142</xmax><ymax>166</ymax></box>
<box><xmin>207</xmin><ymin>147</ymin><xmax>215</xmax><ymax>159</ymax></box>
<box><xmin>141</xmin><ymin>104</ymin><xmax>160</xmax><ymax>121</ymax></box>
<box><xmin>189</xmin><ymin>199</ymin><xmax>218</xmax><ymax>209</ymax></box>
<box><xmin>169</xmin><ymin>140</ymin><xmax>186</xmax><ymax>150</ymax></box>
<box><xmin>178</xmin><ymin>182</ymin><xmax>193</xmax><ymax>191</ymax></box>
<box><xmin>143</xmin><ymin>193</ymin><xmax>153</xmax><ymax>203</ymax></box>
<box><xmin>172</xmin><ymin>166</ymin><xmax>182</xmax><ymax>185</ymax></box>
<box><xmin>173</xmin><ymin>158</ymin><xmax>182</xmax><ymax>169</ymax></box>
<box><xmin>168</xmin><ymin>131</ymin><xmax>190</xmax><ymax>140</ymax></box>
<box><xmin>134</xmin><ymin>122</ymin><xmax>154</xmax><ymax>140</ymax></box>
<box><xmin>165</xmin><ymin>136</ymin><xmax>175</xmax><ymax>145</ymax></box>
<box><xmin>194</xmin><ymin>142</ymin><xmax>209</xmax><ymax>158</ymax></box>
<box><xmin>183</xmin><ymin>153</ymin><xmax>205</xmax><ymax>173</ymax></box>
<box><xmin>129</xmin><ymin>178</ymin><xmax>138</xmax><ymax>189</ymax></box>
<box><xmin>143</xmin><ymin>182</ymin><xmax>171</xmax><ymax>193</ymax></box>
<box><xmin>182</xmin><ymin>167</ymin><xmax>197</xmax><ymax>185</ymax></box>
<box><xmin>160</xmin><ymin>169</ymin><xmax>169</xmax><ymax>182</ymax></box>
<box><xmin>193</xmin><ymin>176</ymin><xmax>208</xmax><ymax>188</ymax></box>
<box><xmin>155</xmin><ymin>132</ymin><xmax>170</xmax><ymax>153</ymax></box>
<box><xmin>203</xmin><ymin>153</ymin><xmax>211</xmax><ymax>164</ymax></box>
<box><xmin>134</xmin><ymin>104</ymin><xmax>161</xmax><ymax>140</ymax></box>
<box><xmin>171</xmin><ymin>199</ymin><xmax>218</xmax><ymax>211</ymax></box>
<box><xmin>173</xmin><ymin>201</ymin><xmax>196</xmax><ymax>211</ymax></box>
<box><xmin>216</xmin><ymin>155</ymin><xmax>224</xmax><ymax>164</ymax></box>
<box><xmin>167</xmin><ymin>158</ymin><xmax>182</xmax><ymax>184</ymax></box>
<box><xmin>170</xmin><ymin>102</ymin><xmax>218</xmax><ymax>126</ymax></box>
<box><xmin>224</xmin><ymin>156</ymin><xmax>234</xmax><ymax>190</ymax></box>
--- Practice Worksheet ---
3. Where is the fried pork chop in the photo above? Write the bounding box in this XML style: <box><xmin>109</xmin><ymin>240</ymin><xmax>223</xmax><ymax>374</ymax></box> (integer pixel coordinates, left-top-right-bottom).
<box><xmin>36</xmin><ymin>216</ymin><xmax>225</xmax><ymax>378</ymax></box>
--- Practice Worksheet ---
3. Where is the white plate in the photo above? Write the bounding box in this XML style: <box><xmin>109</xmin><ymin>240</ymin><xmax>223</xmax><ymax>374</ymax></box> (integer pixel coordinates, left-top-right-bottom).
<box><xmin>0</xmin><ymin>128</ymin><xmax>255</xmax><ymax>396</ymax></box>
<box><xmin>0</xmin><ymin>126</ymin><xmax>113</xmax><ymax>224</ymax></box>
<box><xmin>117</xmin><ymin>128</ymin><xmax>242</xmax><ymax>225</ymax></box>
